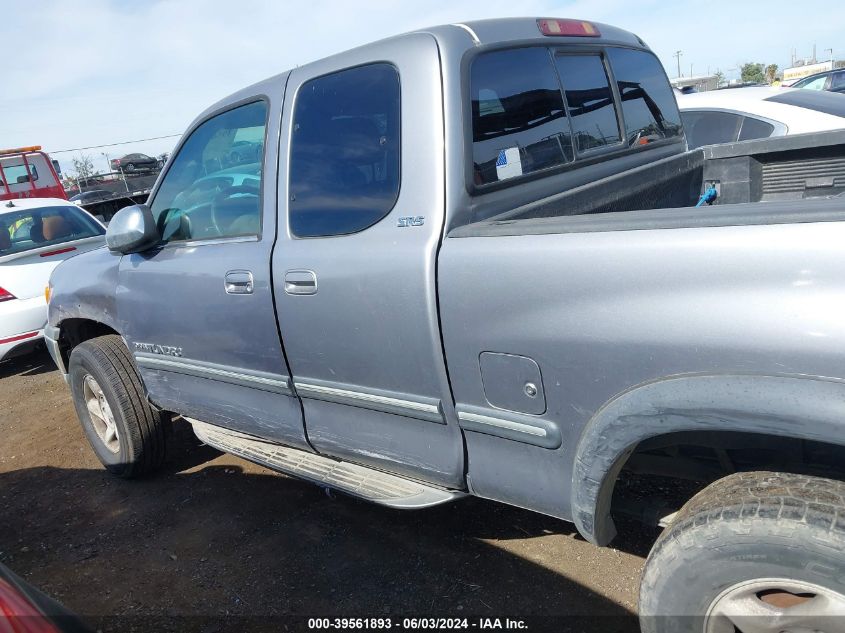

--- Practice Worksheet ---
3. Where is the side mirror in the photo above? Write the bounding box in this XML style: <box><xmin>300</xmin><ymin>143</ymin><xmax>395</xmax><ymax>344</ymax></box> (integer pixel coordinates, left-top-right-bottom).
<box><xmin>105</xmin><ymin>204</ymin><xmax>159</xmax><ymax>254</ymax></box>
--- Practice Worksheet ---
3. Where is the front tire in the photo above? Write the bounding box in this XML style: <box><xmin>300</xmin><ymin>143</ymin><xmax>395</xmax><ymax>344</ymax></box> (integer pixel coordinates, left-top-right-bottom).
<box><xmin>69</xmin><ymin>335</ymin><xmax>168</xmax><ymax>478</ymax></box>
<box><xmin>640</xmin><ymin>471</ymin><xmax>845</xmax><ymax>632</ymax></box>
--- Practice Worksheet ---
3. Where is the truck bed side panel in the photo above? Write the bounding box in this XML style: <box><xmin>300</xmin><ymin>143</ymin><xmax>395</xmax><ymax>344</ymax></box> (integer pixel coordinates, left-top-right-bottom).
<box><xmin>438</xmin><ymin>213</ymin><xmax>845</xmax><ymax>520</ymax></box>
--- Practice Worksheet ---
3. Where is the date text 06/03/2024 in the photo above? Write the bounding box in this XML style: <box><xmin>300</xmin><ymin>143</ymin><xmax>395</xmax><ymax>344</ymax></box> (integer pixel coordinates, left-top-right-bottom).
<box><xmin>306</xmin><ymin>617</ymin><xmax>528</xmax><ymax>630</ymax></box>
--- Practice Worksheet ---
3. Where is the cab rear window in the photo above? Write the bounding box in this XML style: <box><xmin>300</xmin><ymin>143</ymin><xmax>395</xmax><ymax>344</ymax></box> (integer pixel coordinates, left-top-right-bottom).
<box><xmin>469</xmin><ymin>46</ymin><xmax>681</xmax><ymax>190</ymax></box>
<box><xmin>471</xmin><ymin>47</ymin><xmax>573</xmax><ymax>186</ymax></box>
<box><xmin>0</xmin><ymin>206</ymin><xmax>103</xmax><ymax>257</ymax></box>
<box><xmin>0</xmin><ymin>163</ymin><xmax>39</xmax><ymax>186</ymax></box>
<box><xmin>554</xmin><ymin>54</ymin><xmax>621</xmax><ymax>152</ymax></box>
<box><xmin>605</xmin><ymin>47</ymin><xmax>683</xmax><ymax>144</ymax></box>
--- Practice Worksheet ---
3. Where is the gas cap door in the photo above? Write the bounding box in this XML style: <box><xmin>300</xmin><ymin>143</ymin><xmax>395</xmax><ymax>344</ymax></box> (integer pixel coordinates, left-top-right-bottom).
<box><xmin>479</xmin><ymin>352</ymin><xmax>546</xmax><ymax>415</ymax></box>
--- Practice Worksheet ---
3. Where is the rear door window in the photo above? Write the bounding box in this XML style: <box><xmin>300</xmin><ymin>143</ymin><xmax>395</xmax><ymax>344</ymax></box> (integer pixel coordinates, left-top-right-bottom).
<box><xmin>680</xmin><ymin>111</ymin><xmax>743</xmax><ymax>149</ymax></box>
<box><xmin>470</xmin><ymin>47</ymin><xmax>573</xmax><ymax>186</ymax></box>
<box><xmin>288</xmin><ymin>63</ymin><xmax>400</xmax><ymax>238</ymax></box>
<box><xmin>737</xmin><ymin>116</ymin><xmax>775</xmax><ymax>141</ymax></box>
<box><xmin>554</xmin><ymin>54</ymin><xmax>621</xmax><ymax>153</ymax></box>
<box><xmin>605</xmin><ymin>47</ymin><xmax>683</xmax><ymax>145</ymax></box>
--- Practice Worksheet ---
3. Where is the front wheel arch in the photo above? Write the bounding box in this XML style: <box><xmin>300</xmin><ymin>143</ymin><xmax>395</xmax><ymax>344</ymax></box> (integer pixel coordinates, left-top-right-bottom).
<box><xmin>56</xmin><ymin>318</ymin><xmax>120</xmax><ymax>371</ymax></box>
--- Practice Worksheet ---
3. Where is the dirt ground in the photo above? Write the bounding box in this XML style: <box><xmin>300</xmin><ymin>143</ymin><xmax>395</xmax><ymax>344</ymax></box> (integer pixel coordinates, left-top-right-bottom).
<box><xmin>0</xmin><ymin>347</ymin><xmax>657</xmax><ymax>632</ymax></box>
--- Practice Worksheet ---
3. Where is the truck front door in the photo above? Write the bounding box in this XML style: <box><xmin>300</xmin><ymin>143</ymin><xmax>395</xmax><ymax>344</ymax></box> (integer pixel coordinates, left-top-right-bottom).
<box><xmin>272</xmin><ymin>35</ymin><xmax>465</xmax><ymax>488</ymax></box>
<box><xmin>117</xmin><ymin>91</ymin><xmax>309</xmax><ymax>450</ymax></box>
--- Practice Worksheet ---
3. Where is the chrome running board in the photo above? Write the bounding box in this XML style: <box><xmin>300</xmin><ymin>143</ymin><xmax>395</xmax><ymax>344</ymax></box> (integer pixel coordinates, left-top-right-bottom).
<box><xmin>188</xmin><ymin>419</ymin><xmax>464</xmax><ymax>509</ymax></box>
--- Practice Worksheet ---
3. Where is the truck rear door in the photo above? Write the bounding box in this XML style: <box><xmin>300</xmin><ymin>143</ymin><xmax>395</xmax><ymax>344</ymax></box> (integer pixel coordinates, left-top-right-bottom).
<box><xmin>272</xmin><ymin>34</ymin><xmax>465</xmax><ymax>488</ymax></box>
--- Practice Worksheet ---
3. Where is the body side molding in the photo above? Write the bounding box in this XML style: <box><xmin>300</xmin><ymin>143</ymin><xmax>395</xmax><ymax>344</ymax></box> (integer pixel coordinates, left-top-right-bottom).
<box><xmin>294</xmin><ymin>379</ymin><xmax>444</xmax><ymax>424</ymax></box>
<box><xmin>134</xmin><ymin>353</ymin><xmax>291</xmax><ymax>395</ymax></box>
<box><xmin>456</xmin><ymin>404</ymin><xmax>562</xmax><ymax>449</ymax></box>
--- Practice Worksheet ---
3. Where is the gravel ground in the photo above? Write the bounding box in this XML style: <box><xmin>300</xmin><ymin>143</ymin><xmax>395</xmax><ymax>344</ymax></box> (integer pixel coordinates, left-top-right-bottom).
<box><xmin>0</xmin><ymin>347</ymin><xmax>656</xmax><ymax>632</ymax></box>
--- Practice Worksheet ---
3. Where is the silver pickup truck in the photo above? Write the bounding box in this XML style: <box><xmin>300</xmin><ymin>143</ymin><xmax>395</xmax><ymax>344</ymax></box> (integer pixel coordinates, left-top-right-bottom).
<box><xmin>45</xmin><ymin>17</ymin><xmax>845</xmax><ymax>630</ymax></box>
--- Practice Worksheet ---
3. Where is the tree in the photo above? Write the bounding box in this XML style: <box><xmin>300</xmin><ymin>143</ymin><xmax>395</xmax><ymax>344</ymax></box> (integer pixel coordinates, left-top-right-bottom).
<box><xmin>741</xmin><ymin>62</ymin><xmax>765</xmax><ymax>84</ymax></box>
<box><xmin>70</xmin><ymin>153</ymin><xmax>98</xmax><ymax>180</ymax></box>
<box><xmin>765</xmin><ymin>64</ymin><xmax>779</xmax><ymax>84</ymax></box>
<box><xmin>714</xmin><ymin>70</ymin><xmax>726</xmax><ymax>87</ymax></box>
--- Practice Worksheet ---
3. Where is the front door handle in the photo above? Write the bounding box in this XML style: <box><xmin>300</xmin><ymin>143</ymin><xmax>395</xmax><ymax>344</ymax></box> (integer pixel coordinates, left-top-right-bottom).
<box><xmin>225</xmin><ymin>270</ymin><xmax>254</xmax><ymax>295</ymax></box>
<box><xmin>284</xmin><ymin>270</ymin><xmax>317</xmax><ymax>295</ymax></box>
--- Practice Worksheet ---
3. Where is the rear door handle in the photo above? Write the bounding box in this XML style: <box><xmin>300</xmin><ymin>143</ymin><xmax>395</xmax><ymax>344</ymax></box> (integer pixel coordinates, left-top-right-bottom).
<box><xmin>225</xmin><ymin>270</ymin><xmax>254</xmax><ymax>295</ymax></box>
<box><xmin>284</xmin><ymin>270</ymin><xmax>317</xmax><ymax>295</ymax></box>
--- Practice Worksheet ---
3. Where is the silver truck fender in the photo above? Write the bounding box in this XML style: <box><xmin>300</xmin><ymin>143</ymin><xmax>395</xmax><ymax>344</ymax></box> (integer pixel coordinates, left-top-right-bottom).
<box><xmin>572</xmin><ymin>373</ymin><xmax>845</xmax><ymax>545</ymax></box>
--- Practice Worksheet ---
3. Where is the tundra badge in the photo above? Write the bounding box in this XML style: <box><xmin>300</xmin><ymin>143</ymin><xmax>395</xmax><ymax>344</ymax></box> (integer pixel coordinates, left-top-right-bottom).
<box><xmin>134</xmin><ymin>342</ymin><xmax>183</xmax><ymax>357</ymax></box>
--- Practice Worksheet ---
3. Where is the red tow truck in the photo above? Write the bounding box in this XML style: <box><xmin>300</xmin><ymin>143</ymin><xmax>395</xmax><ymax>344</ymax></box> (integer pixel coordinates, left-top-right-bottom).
<box><xmin>0</xmin><ymin>146</ymin><xmax>67</xmax><ymax>202</ymax></box>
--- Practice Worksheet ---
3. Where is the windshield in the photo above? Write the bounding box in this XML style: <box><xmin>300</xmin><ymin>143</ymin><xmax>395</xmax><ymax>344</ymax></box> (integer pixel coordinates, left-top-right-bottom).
<box><xmin>0</xmin><ymin>205</ymin><xmax>104</xmax><ymax>257</ymax></box>
<box><xmin>792</xmin><ymin>74</ymin><xmax>827</xmax><ymax>89</ymax></box>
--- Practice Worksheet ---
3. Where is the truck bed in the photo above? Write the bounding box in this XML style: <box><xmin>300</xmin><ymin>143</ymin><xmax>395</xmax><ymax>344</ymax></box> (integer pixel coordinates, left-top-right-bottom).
<box><xmin>453</xmin><ymin>129</ymin><xmax>845</xmax><ymax>238</ymax></box>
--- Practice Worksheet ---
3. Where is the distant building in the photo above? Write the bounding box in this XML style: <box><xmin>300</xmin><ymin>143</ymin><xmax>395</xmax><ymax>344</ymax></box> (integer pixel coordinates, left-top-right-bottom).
<box><xmin>782</xmin><ymin>60</ymin><xmax>835</xmax><ymax>84</ymax></box>
<box><xmin>670</xmin><ymin>75</ymin><xmax>719</xmax><ymax>92</ymax></box>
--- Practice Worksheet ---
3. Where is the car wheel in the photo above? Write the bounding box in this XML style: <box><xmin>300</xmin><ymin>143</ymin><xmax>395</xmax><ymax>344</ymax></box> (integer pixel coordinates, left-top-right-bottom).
<box><xmin>639</xmin><ymin>471</ymin><xmax>845</xmax><ymax>632</ymax></box>
<box><xmin>69</xmin><ymin>335</ymin><xmax>168</xmax><ymax>478</ymax></box>
<box><xmin>125</xmin><ymin>163</ymin><xmax>136</xmax><ymax>172</ymax></box>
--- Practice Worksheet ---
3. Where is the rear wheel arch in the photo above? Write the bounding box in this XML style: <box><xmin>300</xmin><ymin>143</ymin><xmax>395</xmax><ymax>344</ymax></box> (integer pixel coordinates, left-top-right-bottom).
<box><xmin>571</xmin><ymin>373</ymin><xmax>845</xmax><ymax>545</ymax></box>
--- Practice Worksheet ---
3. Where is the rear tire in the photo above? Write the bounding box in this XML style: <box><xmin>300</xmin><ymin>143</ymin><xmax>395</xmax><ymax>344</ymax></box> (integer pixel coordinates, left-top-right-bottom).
<box><xmin>125</xmin><ymin>163</ymin><xmax>136</xmax><ymax>172</ymax></box>
<box><xmin>639</xmin><ymin>471</ymin><xmax>845</xmax><ymax>632</ymax></box>
<box><xmin>69</xmin><ymin>335</ymin><xmax>168</xmax><ymax>478</ymax></box>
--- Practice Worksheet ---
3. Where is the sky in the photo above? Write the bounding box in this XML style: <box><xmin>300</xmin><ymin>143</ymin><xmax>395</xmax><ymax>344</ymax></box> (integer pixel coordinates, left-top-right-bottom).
<box><xmin>2</xmin><ymin>0</ymin><xmax>844</xmax><ymax>175</ymax></box>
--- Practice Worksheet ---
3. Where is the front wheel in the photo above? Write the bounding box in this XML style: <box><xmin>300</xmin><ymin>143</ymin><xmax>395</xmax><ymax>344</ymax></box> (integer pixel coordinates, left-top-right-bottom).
<box><xmin>640</xmin><ymin>471</ymin><xmax>845</xmax><ymax>632</ymax></box>
<box><xmin>69</xmin><ymin>335</ymin><xmax>168</xmax><ymax>478</ymax></box>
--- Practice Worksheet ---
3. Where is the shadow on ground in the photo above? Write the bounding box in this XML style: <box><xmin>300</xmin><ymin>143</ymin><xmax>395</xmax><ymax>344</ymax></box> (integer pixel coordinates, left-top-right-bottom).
<box><xmin>0</xmin><ymin>345</ymin><xmax>55</xmax><ymax>380</ymax></box>
<box><xmin>0</xmin><ymin>421</ymin><xmax>648</xmax><ymax>632</ymax></box>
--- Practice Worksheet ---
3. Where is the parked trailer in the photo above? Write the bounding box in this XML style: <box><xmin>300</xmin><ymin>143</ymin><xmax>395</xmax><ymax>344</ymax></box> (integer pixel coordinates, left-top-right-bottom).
<box><xmin>80</xmin><ymin>192</ymin><xmax>149</xmax><ymax>223</ymax></box>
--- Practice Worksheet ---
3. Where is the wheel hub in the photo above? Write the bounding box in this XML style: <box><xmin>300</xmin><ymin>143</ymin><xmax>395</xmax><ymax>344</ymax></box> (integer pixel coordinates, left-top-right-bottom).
<box><xmin>82</xmin><ymin>374</ymin><xmax>120</xmax><ymax>454</ymax></box>
<box><xmin>706</xmin><ymin>578</ymin><xmax>845</xmax><ymax>633</ymax></box>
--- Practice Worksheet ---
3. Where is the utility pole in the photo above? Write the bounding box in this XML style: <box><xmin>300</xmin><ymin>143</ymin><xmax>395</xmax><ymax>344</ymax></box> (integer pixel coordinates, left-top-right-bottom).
<box><xmin>674</xmin><ymin>50</ymin><xmax>683</xmax><ymax>77</ymax></box>
<box><xmin>826</xmin><ymin>48</ymin><xmax>834</xmax><ymax>63</ymax></box>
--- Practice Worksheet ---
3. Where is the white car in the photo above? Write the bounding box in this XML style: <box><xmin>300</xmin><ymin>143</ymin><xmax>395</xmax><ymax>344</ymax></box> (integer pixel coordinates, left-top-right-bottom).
<box><xmin>0</xmin><ymin>198</ymin><xmax>105</xmax><ymax>362</ymax></box>
<box><xmin>676</xmin><ymin>87</ymin><xmax>845</xmax><ymax>149</ymax></box>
